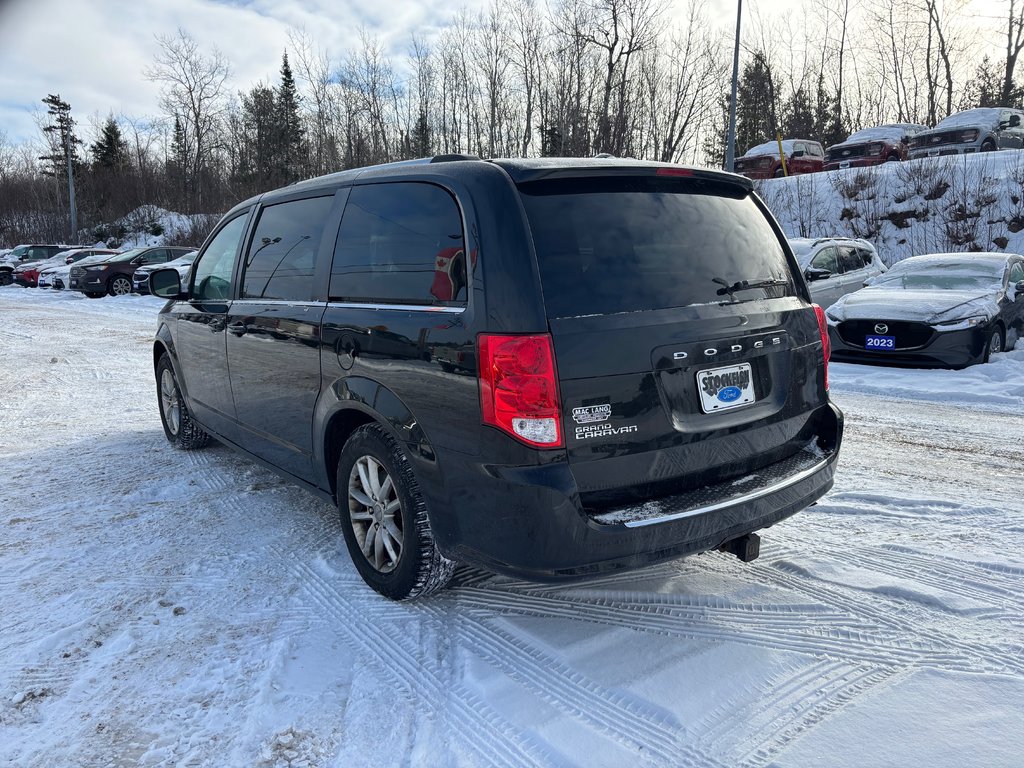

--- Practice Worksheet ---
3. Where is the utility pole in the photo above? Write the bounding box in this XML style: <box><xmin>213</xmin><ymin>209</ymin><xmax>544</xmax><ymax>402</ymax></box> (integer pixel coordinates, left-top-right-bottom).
<box><xmin>65</xmin><ymin>131</ymin><xmax>78</xmax><ymax>241</ymax></box>
<box><xmin>725</xmin><ymin>0</ymin><xmax>743</xmax><ymax>172</ymax></box>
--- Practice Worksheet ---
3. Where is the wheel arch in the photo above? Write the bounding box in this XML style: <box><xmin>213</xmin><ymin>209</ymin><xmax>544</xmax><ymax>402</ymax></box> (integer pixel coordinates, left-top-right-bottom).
<box><xmin>317</xmin><ymin>378</ymin><xmax>436</xmax><ymax>502</ymax></box>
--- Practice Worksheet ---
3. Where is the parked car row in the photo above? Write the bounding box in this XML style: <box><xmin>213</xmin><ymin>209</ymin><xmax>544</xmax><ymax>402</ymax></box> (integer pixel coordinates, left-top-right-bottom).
<box><xmin>3</xmin><ymin>245</ymin><xmax>195</xmax><ymax>297</ymax></box>
<box><xmin>734</xmin><ymin>107</ymin><xmax>1024</xmax><ymax>180</ymax></box>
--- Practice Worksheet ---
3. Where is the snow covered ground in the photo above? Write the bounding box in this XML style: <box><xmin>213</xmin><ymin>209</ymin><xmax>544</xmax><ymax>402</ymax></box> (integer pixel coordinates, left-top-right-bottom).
<box><xmin>1</xmin><ymin>286</ymin><xmax>1022</xmax><ymax>767</ymax></box>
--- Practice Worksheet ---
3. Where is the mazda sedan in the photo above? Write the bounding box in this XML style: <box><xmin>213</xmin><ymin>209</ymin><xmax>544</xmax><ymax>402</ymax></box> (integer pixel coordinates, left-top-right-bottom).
<box><xmin>825</xmin><ymin>252</ymin><xmax>1024</xmax><ymax>368</ymax></box>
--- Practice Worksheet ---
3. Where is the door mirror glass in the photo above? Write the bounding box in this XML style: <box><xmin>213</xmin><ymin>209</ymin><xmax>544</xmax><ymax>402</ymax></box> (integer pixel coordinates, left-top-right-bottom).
<box><xmin>151</xmin><ymin>268</ymin><xmax>184</xmax><ymax>298</ymax></box>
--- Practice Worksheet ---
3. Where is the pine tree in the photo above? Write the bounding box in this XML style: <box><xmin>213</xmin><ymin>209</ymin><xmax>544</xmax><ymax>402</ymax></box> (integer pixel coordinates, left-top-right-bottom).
<box><xmin>781</xmin><ymin>87</ymin><xmax>815</xmax><ymax>140</ymax></box>
<box><xmin>240</xmin><ymin>84</ymin><xmax>278</xmax><ymax>193</ymax></box>
<box><xmin>168</xmin><ymin>116</ymin><xmax>189</xmax><ymax>208</ymax></box>
<box><xmin>962</xmin><ymin>56</ymin><xmax>1005</xmax><ymax>109</ymax></box>
<box><xmin>735</xmin><ymin>54</ymin><xmax>779</xmax><ymax>154</ymax></box>
<box><xmin>91</xmin><ymin>116</ymin><xmax>129</xmax><ymax>170</ymax></box>
<box><xmin>276</xmin><ymin>51</ymin><xmax>305</xmax><ymax>183</ymax></box>
<box><xmin>411</xmin><ymin>111</ymin><xmax>432</xmax><ymax>157</ymax></box>
<box><xmin>39</xmin><ymin>94</ymin><xmax>82</xmax><ymax>179</ymax></box>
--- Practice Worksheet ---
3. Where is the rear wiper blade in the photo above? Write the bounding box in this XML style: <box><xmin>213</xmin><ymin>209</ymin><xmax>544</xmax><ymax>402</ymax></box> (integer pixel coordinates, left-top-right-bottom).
<box><xmin>713</xmin><ymin>277</ymin><xmax>789</xmax><ymax>300</ymax></box>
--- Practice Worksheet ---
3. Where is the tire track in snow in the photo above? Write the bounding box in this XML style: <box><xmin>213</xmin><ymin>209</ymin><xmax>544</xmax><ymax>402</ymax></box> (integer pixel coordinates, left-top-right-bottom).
<box><xmin>290</xmin><ymin>560</ymin><xmax>565</xmax><ymax>768</ymax></box>
<box><xmin>442</xmin><ymin>613</ymin><xmax>722</xmax><ymax>768</ymax></box>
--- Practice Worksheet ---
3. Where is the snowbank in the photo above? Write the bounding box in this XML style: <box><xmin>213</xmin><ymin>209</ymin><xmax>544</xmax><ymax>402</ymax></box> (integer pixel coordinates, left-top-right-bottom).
<box><xmin>757</xmin><ymin>151</ymin><xmax>1024</xmax><ymax>265</ymax></box>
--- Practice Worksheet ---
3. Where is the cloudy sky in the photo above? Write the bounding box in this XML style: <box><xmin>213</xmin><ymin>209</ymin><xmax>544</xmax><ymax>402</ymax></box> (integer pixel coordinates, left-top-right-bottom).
<box><xmin>0</xmin><ymin>0</ymin><xmax>501</xmax><ymax>144</ymax></box>
<box><xmin>0</xmin><ymin>0</ymin><xmax>1003</xmax><ymax>149</ymax></box>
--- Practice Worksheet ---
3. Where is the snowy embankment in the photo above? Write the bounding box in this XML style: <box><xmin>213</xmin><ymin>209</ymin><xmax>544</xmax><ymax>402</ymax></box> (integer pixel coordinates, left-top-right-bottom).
<box><xmin>1</xmin><ymin>287</ymin><xmax>1022</xmax><ymax>767</ymax></box>
<box><xmin>759</xmin><ymin>152</ymin><xmax>1024</xmax><ymax>265</ymax></box>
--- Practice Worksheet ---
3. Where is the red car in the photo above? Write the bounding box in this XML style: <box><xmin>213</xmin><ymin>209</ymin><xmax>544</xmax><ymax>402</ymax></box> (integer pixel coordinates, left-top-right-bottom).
<box><xmin>734</xmin><ymin>139</ymin><xmax>825</xmax><ymax>179</ymax></box>
<box><xmin>824</xmin><ymin>124</ymin><xmax>927</xmax><ymax>171</ymax></box>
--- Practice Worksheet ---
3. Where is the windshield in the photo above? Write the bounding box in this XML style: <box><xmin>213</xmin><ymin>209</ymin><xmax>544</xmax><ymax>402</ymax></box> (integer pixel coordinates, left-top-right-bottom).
<box><xmin>518</xmin><ymin>176</ymin><xmax>796</xmax><ymax>318</ymax></box>
<box><xmin>109</xmin><ymin>249</ymin><xmax>144</xmax><ymax>262</ymax></box>
<box><xmin>873</xmin><ymin>259</ymin><xmax>1004</xmax><ymax>291</ymax></box>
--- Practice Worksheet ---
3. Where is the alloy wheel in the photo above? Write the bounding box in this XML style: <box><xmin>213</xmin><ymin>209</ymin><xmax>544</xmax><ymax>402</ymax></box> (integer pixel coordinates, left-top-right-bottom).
<box><xmin>111</xmin><ymin>277</ymin><xmax>132</xmax><ymax>295</ymax></box>
<box><xmin>347</xmin><ymin>455</ymin><xmax>404</xmax><ymax>573</ymax></box>
<box><xmin>160</xmin><ymin>368</ymin><xmax>181</xmax><ymax>435</ymax></box>
<box><xmin>989</xmin><ymin>330</ymin><xmax>1003</xmax><ymax>356</ymax></box>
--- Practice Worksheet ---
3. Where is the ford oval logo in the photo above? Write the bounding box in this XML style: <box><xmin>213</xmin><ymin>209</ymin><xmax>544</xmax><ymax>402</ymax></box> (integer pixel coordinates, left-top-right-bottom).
<box><xmin>875</xmin><ymin>323</ymin><xmax>888</xmax><ymax>334</ymax></box>
<box><xmin>718</xmin><ymin>386</ymin><xmax>742</xmax><ymax>403</ymax></box>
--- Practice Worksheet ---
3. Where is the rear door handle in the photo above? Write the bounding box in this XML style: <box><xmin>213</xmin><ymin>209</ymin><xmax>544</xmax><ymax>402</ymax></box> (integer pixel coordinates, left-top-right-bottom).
<box><xmin>227</xmin><ymin>322</ymin><xmax>247</xmax><ymax>336</ymax></box>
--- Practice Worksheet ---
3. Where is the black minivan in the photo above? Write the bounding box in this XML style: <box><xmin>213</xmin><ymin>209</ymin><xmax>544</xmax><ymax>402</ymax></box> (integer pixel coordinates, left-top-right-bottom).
<box><xmin>150</xmin><ymin>156</ymin><xmax>843</xmax><ymax>600</ymax></box>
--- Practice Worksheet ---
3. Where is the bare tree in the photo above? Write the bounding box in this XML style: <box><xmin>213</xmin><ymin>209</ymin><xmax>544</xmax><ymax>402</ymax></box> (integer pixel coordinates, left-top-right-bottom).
<box><xmin>144</xmin><ymin>28</ymin><xmax>231</xmax><ymax>211</ymax></box>
<box><xmin>1003</xmin><ymin>0</ymin><xmax>1024</xmax><ymax>104</ymax></box>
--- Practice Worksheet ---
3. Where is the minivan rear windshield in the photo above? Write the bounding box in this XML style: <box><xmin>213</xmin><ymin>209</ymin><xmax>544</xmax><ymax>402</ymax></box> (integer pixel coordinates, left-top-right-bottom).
<box><xmin>517</xmin><ymin>177</ymin><xmax>795</xmax><ymax>318</ymax></box>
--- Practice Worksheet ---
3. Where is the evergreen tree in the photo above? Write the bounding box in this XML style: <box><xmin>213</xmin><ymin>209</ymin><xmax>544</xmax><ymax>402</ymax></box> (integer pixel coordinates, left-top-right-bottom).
<box><xmin>781</xmin><ymin>87</ymin><xmax>815</xmax><ymax>140</ymax></box>
<box><xmin>168</xmin><ymin>116</ymin><xmax>189</xmax><ymax>207</ymax></box>
<box><xmin>540</xmin><ymin>123</ymin><xmax>563</xmax><ymax>157</ymax></box>
<box><xmin>276</xmin><ymin>51</ymin><xmax>305</xmax><ymax>183</ymax></box>
<box><xmin>411</xmin><ymin>111</ymin><xmax>432</xmax><ymax>157</ymax></box>
<box><xmin>91</xmin><ymin>116</ymin><xmax>129</xmax><ymax>170</ymax></box>
<box><xmin>962</xmin><ymin>56</ymin><xmax>1005</xmax><ymax>109</ymax></box>
<box><xmin>39</xmin><ymin>94</ymin><xmax>82</xmax><ymax>179</ymax></box>
<box><xmin>239</xmin><ymin>84</ymin><xmax>278</xmax><ymax>193</ymax></box>
<box><xmin>735</xmin><ymin>54</ymin><xmax>779</xmax><ymax>155</ymax></box>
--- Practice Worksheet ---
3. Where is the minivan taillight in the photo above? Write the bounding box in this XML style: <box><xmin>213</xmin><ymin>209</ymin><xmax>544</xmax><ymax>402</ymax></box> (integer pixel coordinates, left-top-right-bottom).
<box><xmin>812</xmin><ymin>304</ymin><xmax>831</xmax><ymax>390</ymax></box>
<box><xmin>478</xmin><ymin>333</ymin><xmax>563</xmax><ymax>448</ymax></box>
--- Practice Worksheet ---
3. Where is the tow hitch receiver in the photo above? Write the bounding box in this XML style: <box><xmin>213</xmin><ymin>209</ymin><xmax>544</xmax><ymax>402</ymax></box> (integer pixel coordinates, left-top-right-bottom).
<box><xmin>720</xmin><ymin>532</ymin><xmax>760</xmax><ymax>563</ymax></box>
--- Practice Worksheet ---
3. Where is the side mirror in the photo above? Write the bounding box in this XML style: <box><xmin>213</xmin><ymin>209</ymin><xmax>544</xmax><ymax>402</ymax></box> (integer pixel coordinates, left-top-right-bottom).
<box><xmin>805</xmin><ymin>267</ymin><xmax>832</xmax><ymax>282</ymax></box>
<box><xmin>1012</xmin><ymin>115</ymin><xmax>1022</xmax><ymax>127</ymax></box>
<box><xmin>151</xmin><ymin>268</ymin><xmax>185</xmax><ymax>299</ymax></box>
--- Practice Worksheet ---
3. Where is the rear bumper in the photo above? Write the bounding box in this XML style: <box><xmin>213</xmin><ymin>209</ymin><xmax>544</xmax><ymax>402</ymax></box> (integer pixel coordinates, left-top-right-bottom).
<box><xmin>427</xmin><ymin>402</ymin><xmax>843</xmax><ymax>580</ymax></box>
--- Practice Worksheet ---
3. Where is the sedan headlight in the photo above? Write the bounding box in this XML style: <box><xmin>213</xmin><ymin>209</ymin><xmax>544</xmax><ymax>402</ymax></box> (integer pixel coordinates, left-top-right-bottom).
<box><xmin>932</xmin><ymin>315</ymin><xmax>987</xmax><ymax>332</ymax></box>
<box><xmin>84</xmin><ymin>265</ymin><xmax>107</xmax><ymax>272</ymax></box>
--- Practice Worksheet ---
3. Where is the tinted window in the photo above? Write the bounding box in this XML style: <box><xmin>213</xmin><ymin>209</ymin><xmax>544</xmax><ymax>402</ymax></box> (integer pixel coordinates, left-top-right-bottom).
<box><xmin>330</xmin><ymin>183</ymin><xmax>466</xmax><ymax>305</ymax></box>
<box><xmin>192</xmin><ymin>214</ymin><xmax>248</xmax><ymax>301</ymax></box>
<box><xmin>242</xmin><ymin>196</ymin><xmax>334</xmax><ymax>301</ymax></box>
<box><xmin>858</xmin><ymin>248</ymin><xmax>874</xmax><ymax>267</ymax></box>
<box><xmin>518</xmin><ymin>177</ymin><xmax>795</xmax><ymax>318</ymax></box>
<box><xmin>140</xmin><ymin>249</ymin><xmax>167</xmax><ymax>265</ymax></box>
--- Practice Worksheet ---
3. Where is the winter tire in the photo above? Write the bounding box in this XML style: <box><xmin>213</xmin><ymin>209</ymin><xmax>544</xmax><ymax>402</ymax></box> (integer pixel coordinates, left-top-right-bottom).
<box><xmin>983</xmin><ymin>325</ymin><xmax>1005</xmax><ymax>363</ymax></box>
<box><xmin>337</xmin><ymin>423</ymin><xmax>455</xmax><ymax>600</ymax></box>
<box><xmin>156</xmin><ymin>355</ymin><xmax>211</xmax><ymax>449</ymax></box>
<box><xmin>773</xmin><ymin>168</ymin><xmax>784</xmax><ymax>178</ymax></box>
<box><xmin>109</xmin><ymin>275</ymin><xmax>132</xmax><ymax>296</ymax></box>
<box><xmin>981</xmin><ymin>140</ymin><xmax>996</xmax><ymax>152</ymax></box>
<box><xmin>0</xmin><ymin>271</ymin><xmax>12</xmax><ymax>286</ymax></box>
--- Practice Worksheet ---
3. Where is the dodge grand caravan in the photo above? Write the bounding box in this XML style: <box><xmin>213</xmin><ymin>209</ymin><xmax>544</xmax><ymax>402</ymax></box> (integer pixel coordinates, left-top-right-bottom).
<box><xmin>149</xmin><ymin>156</ymin><xmax>843</xmax><ymax>600</ymax></box>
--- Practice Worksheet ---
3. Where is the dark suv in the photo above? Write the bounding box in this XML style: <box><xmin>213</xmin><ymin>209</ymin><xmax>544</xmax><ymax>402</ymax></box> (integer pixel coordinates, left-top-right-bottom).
<box><xmin>68</xmin><ymin>246</ymin><xmax>193</xmax><ymax>297</ymax></box>
<box><xmin>149</xmin><ymin>156</ymin><xmax>843</xmax><ymax>600</ymax></box>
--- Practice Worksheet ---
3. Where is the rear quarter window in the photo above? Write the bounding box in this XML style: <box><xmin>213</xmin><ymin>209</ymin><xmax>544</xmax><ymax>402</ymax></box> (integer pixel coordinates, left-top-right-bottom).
<box><xmin>518</xmin><ymin>176</ymin><xmax>795</xmax><ymax>318</ymax></box>
<box><xmin>329</xmin><ymin>182</ymin><xmax>467</xmax><ymax>306</ymax></box>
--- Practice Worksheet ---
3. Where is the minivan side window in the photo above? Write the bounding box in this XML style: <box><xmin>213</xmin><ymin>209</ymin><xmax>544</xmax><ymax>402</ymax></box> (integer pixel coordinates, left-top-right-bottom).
<box><xmin>241</xmin><ymin>196</ymin><xmax>334</xmax><ymax>302</ymax></box>
<box><xmin>191</xmin><ymin>214</ymin><xmax>248</xmax><ymax>301</ymax></box>
<box><xmin>330</xmin><ymin>182</ymin><xmax>466</xmax><ymax>305</ymax></box>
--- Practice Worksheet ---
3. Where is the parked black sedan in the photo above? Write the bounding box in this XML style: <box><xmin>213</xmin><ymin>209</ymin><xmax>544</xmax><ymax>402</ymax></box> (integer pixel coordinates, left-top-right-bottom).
<box><xmin>825</xmin><ymin>252</ymin><xmax>1024</xmax><ymax>368</ymax></box>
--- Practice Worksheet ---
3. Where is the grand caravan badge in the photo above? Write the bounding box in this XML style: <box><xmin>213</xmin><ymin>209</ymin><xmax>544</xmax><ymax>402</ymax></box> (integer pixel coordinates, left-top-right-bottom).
<box><xmin>572</xmin><ymin>404</ymin><xmax>612</xmax><ymax>424</ymax></box>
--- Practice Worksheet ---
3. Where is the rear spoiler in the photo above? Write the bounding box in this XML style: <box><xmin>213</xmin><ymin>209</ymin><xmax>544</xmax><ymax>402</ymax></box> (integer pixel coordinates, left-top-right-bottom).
<box><xmin>493</xmin><ymin>161</ymin><xmax>753</xmax><ymax>192</ymax></box>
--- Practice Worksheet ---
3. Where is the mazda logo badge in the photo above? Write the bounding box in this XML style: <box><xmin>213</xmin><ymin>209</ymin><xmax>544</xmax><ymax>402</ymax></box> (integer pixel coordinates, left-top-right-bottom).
<box><xmin>875</xmin><ymin>323</ymin><xmax>888</xmax><ymax>334</ymax></box>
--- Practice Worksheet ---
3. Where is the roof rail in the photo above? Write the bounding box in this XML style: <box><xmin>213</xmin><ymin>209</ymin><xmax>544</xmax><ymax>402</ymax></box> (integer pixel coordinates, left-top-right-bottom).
<box><xmin>430</xmin><ymin>153</ymin><xmax>481</xmax><ymax>163</ymax></box>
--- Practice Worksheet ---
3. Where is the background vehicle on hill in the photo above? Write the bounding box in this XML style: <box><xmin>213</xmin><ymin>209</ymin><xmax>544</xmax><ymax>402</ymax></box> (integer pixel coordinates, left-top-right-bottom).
<box><xmin>824</xmin><ymin>124</ymin><xmax>927</xmax><ymax>170</ymax></box>
<box><xmin>908</xmin><ymin>108</ymin><xmax>1024</xmax><ymax>158</ymax></box>
<box><xmin>68</xmin><ymin>246</ymin><xmax>193</xmax><ymax>297</ymax></box>
<box><xmin>788</xmin><ymin>237</ymin><xmax>887</xmax><ymax>308</ymax></box>
<box><xmin>148</xmin><ymin>154</ymin><xmax>842</xmax><ymax>601</ymax></box>
<box><xmin>826</xmin><ymin>252</ymin><xmax>1024</xmax><ymax>368</ymax></box>
<box><xmin>734</xmin><ymin>140</ymin><xmax>824</xmax><ymax>179</ymax></box>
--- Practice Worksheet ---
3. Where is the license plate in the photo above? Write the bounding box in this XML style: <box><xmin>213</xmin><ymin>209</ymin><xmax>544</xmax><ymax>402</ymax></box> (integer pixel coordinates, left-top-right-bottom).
<box><xmin>70</xmin><ymin>280</ymin><xmax>78</xmax><ymax>287</ymax></box>
<box><xmin>839</xmin><ymin>160</ymin><xmax>850</xmax><ymax>169</ymax></box>
<box><xmin>927</xmin><ymin>148</ymin><xmax>940</xmax><ymax>157</ymax></box>
<box><xmin>865</xmin><ymin>334</ymin><xmax>896</xmax><ymax>349</ymax></box>
<box><xmin>133</xmin><ymin>281</ymin><xmax>141</xmax><ymax>288</ymax></box>
<box><xmin>697</xmin><ymin>363</ymin><xmax>756</xmax><ymax>413</ymax></box>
